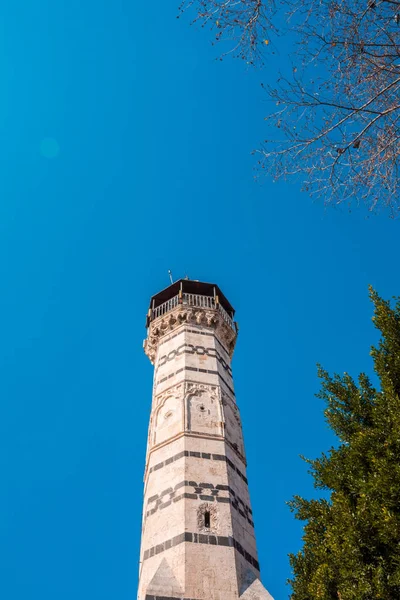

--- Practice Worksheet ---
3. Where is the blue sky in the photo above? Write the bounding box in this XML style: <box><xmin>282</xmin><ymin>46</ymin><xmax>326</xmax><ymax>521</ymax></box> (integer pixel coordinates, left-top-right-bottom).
<box><xmin>0</xmin><ymin>2</ymin><xmax>399</xmax><ymax>599</ymax></box>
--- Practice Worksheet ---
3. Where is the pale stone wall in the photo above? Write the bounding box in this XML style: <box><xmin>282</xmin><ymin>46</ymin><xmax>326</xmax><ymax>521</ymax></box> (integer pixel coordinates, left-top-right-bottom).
<box><xmin>138</xmin><ymin>300</ymin><xmax>273</xmax><ymax>600</ymax></box>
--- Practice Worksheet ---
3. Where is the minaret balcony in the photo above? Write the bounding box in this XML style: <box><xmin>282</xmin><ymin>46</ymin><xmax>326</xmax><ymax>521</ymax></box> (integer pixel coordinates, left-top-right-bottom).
<box><xmin>144</xmin><ymin>280</ymin><xmax>238</xmax><ymax>363</ymax></box>
<box><xmin>150</xmin><ymin>292</ymin><xmax>236</xmax><ymax>331</ymax></box>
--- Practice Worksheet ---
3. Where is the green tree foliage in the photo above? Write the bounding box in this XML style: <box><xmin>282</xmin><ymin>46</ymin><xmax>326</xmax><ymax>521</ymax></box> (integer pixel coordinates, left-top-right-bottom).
<box><xmin>289</xmin><ymin>288</ymin><xmax>400</xmax><ymax>600</ymax></box>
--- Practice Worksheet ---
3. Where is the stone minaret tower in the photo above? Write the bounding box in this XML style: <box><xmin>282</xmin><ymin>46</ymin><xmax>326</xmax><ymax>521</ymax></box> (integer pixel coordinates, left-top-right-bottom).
<box><xmin>138</xmin><ymin>279</ymin><xmax>273</xmax><ymax>600</ymax></box>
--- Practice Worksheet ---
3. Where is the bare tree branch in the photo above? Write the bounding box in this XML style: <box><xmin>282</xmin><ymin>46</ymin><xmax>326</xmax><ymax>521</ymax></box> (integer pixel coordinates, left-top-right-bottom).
<box><xmin>178</xmin><ymin>0</ymin><xmax>275</xmax><ymax>64</ymax></box>
<box><xmin>258</xmin><ymin>0</ymin><xmax>400</xmax><ymax>211</ymax></box>
<box><xmin>180</xmin><ymin>0</ymin><xmax>400</xmax><ymax>213</ymax></box>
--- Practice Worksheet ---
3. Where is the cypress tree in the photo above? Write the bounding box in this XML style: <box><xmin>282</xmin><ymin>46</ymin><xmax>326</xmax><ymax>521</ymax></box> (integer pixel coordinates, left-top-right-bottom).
<box><xmin>289</xmin><ymin>288</ymin><xmax>400</xmax><ymax>600</ymax></box>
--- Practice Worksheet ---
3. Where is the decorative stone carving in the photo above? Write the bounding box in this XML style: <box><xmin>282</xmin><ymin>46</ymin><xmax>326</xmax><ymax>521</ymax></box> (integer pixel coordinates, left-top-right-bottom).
<box><xmin>197</xmin><ymin>502</ymin><xmax>219</xmax><ymax>534</ymax></box>
<box><xmin>185</xmin><ymin>383</ymin><xmax>223</xmax><ymax>435</ymax></box>
<box><xmin>150</xmin><ymin>383</ymin><xmax>184</xmax><ymax>447</ymax></box>
<box><xmin>153</xmin><ymin>382</ymin><xmax>184</xmax><ymax>408</ymax></box>
<box><xmin>185</xmin><ymin>382</ymin><xmax>219</xmax><ymax>400</ymax></box>
<box><xmin>143</xmin><ymin>305</ymin><xmax>237</xmax><ymax>364</ymax></box>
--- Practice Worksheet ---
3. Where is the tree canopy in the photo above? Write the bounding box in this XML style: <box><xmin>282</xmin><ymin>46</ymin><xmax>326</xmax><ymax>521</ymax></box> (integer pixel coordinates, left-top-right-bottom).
<box><xmin>180</xmin><ymin>0</ymin><xmax>400</xmax><ymax>214</ymax></box>
<box><xmin>289</xmin><ymin>289</ymin><xmax>400</xmax><ymax>599</ymax></box>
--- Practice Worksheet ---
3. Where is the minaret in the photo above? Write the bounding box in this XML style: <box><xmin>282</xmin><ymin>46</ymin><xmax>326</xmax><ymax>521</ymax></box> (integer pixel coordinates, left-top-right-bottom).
<box><xmin>138</xmin><ymin>279</ymin><xmax>273</xmax><ymax>600</ymax></box>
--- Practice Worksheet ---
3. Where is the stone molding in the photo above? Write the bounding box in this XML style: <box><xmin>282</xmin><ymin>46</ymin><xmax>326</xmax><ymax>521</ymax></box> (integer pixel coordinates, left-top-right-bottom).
<box><xmin>153</xmin><ymin>382</ymin><xmax>184</xmax><ymax>409</ymax></box>
<box><xmin>144</xmin><ymin>305</ymin><xmax>237</xmax><ymax>364</ymax></box>
<box><xmin>145</xmin><ymin>596</ymin><xmax>200</xmax><ymax>600</ymax></box>
<box><xmin>156</xmin><ymin>342</ymin><xmax>233</xmax><ymax>378</ymax></box>
<box><xmin>145</xmin><ymin>479</ymin><xmax>254</xmax><ymax>527</ymax></box>
<box><xmin>145</xmin><ymin>439</ymin><xmax>249</xmax><ymax>481</ymax></box>
<box><xmin>155</xmin><ymin>366</ymin><xmax>236</xmax><ymax>397</ymax></box>
<box><xmin>142</xmin><ymin>531</ymin><xmax>260</xmax><ymax>572</ymax></box>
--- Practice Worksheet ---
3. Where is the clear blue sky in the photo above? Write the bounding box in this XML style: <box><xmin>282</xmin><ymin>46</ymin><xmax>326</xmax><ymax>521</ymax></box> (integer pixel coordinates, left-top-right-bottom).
<box><xmin>0</xmin><ymin>2</ymin><xmax>398</xmax><ymax>599</ymax></box>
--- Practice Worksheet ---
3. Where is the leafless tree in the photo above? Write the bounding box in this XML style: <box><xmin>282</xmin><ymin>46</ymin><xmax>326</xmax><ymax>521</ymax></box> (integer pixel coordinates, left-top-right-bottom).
<box><xmin>178</xmin><ymin>0</ymin><xmax>274</xmax><ymax>65</ymax></box>
<box><xmin>182</xmin><ymin>0</ymin><xmax>400</xmax><ymax>213</ymax></box>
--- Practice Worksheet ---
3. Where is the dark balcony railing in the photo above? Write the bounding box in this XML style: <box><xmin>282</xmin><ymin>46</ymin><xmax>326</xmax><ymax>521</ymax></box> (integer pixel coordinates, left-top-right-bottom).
<box><xmin>151</xmin><ymin>293</ymin><xmax>235</xmax><ymax>330</ymax></box>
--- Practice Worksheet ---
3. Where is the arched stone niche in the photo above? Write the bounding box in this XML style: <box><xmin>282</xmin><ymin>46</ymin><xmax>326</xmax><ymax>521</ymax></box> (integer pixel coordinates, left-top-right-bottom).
<box><xmin>186</xmin><ymin>384</ymin><xmax>223</xmax><ymax>435</ymax></box>
<box><xmin>153</xmin><ymin>394</ymin><xmax>183</xmax><ymax>446</ymax></box>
